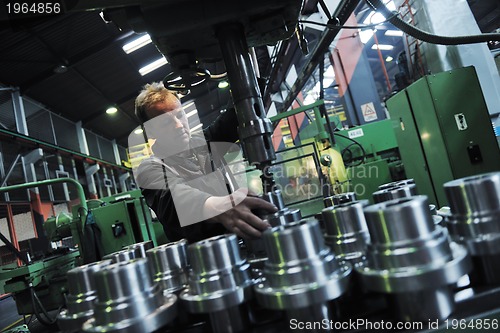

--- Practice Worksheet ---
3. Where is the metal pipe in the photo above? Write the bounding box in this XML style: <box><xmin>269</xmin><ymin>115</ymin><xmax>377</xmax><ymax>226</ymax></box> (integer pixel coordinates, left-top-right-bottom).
<box><xmin>357</xmin><ymin>196</ymin><xmax>471</xmax><ymax>321</ymax></box>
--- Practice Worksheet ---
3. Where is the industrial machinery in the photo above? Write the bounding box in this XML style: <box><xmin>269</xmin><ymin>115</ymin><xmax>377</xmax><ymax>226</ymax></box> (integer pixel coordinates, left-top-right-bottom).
<box><xmin>0</xmin><ymin>178</ymin><xmax>163</xmax><ymax>324</ymax></box>
<box><xmin>386</xmin><ymin>66</ymin><xmax>500</xmax><ymax>207</ymax></box>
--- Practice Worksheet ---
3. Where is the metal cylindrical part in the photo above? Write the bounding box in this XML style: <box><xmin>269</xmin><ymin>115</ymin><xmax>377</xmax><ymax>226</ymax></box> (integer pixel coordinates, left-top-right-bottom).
<box><xmin>255</xmin><ymin>219</ymin><xmax>351</xmax><ymax>311</ymax></box>
<box><xmin>123</xmin><ymin>241</ymin><xmax>154</xmax><ymax>258</ymax></box>
<box><xmin>83</xmin><ymin>259</ymin><xmax>177</xmax><ymax>333</ymax></box>
<box><xmin>146</xmin><ymin>239</ymin><xmax>188</xmax><ymax>294</ymax></box>
<box><xmin>102</xmin><ymin>248</ymin><xmax>139</xmax><ymax>263</ymax></box>
<box><xmin>216</xmin><ymin>23</ymin><xmax>275</xmax><ymax>165</ymax></box>
<box><xmin>378</xmin><ymin>179</ymin><xmax>415</xmax><ymax>190</ymax></box>
<box><xmin>357</xmin><ymin>196</ymin><xmax>471</xmax><ymax>322</ymax></box>
<box><xmin>180</xmin><ymin>235</ymin><xmax>253</xmax><ymax>332</ymax></box>
<box><xmin>58</xmin><ymin>260</ymin><xmax>111</xmax><ymax>333</ymax></box>
<box><xmin>323</xmin><ymin>192</ymin><xmax>356</xmax><ymax>208</ymax></box>
<box><xmin>364</xmin><ymin>197</ymin><xmax>435</xmax><ymax>244</ymax></box>
<box><xmin>444</xmin><ymin>172</ymin><xmax>500</xmax><ymax>285</ymax></box>
<box><xmin>322</xmin><ymin>200</ymin><xmax>369</xmax><ymax>263</ymax></box>
<box><xmin>372</xmin><ymin>184</ymin><xmax>417</xmax><ymax>203</ymax></box>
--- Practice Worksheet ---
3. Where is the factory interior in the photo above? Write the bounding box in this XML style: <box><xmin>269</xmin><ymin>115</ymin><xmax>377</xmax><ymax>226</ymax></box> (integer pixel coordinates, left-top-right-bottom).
<box><xmin>0</xmin><ymin>0</ymin><xmax>499</xmax><ymax>332</ymax></box>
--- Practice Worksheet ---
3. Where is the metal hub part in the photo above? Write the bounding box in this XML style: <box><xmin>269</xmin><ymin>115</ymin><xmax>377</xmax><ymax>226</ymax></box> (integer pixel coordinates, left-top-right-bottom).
<box><xmin>323</xmin><ymin>192</ymin><xmax>357</xmax><ymax>207</ymax></box>
<box><xmin>356</xmin><ymin>196</ymin><xmax>471</xmax><ymax>321</ymax></box>
<box><xmin>246</xmin><ymin>190</ymin><xmax>302</xmax><ymax>258</ymax></box>
<box><xmin>378</xmin><ymin>179</ymin><xmax>415</xmax><ymax>191</ymax></box>
<box><xmin>82</xmin><ymin>259</ymin><xmax>177</xmax><ymax>333</ymax></box>
<box><xmin>444</xmin><ymin>172</ymin><xmax>500</xmax><ymax>284</ymax></box>
<box><xmin>58</xmin><ymin>260</ymin><xmax>112</xmax><ymax>333</ymax></box>
<box><xmin>123</xmin><ymin>241</ymin><xmax>154</xmax><ymax>258</ymax></box>
<box><xmin>321</xmin><ymin>200</ymin><xmax>370</xmax><ymax>264</ymax></box>
<box><xmin>372</xmin><ymin>184</ymin><xmax>417</xmax><ymax>203</ymax></box>
<box><xmin>146</xmin><ymin>239</ymin><xmax>188</xmax><ymax>294</ymax></box>
<box><xmin>180</xmin><ymin>234</ymin><xmax>254</xmax><ymax>332</ymax></box>
<box><xmin>255</xmin><ymin>219</ymin><xmax>351</xmax><ymax>313</ymax></box>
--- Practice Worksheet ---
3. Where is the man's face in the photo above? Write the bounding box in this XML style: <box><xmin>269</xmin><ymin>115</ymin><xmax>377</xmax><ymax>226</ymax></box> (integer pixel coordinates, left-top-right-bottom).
<box><xmin>144</xmin><ymin>99</ymin><xmax>190</xmax><ymax>150</ymax></box>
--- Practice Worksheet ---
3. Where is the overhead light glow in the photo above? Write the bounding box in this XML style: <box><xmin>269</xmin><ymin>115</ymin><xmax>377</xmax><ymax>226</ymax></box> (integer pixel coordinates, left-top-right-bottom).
<box><xmin>371</xmin><ymin>44</ymin><xmax>394</xmax><ymax>51</ymax></box>
<box><xmin>134</xmin><ymin>128</ymin><xmax>143</xmax><ymax>135</ymax></box>
<box><xmin>386</xmin><ymin>56</ymin><xmax>394</xmax><ymax>62</ymax></box>
<box><xmin>183</xmin><ymin>101</ymin><xmax>195</xmax><ymax>109</ymax></box>
<box><xmin>385</xmin><ymin>30</ymin><xmax>404</xmax><ymax>37</ymax></box>
<box><xmin>106</xmin><ymin>107</ymin><xmax>118</xmax><ymax>114</ymax></box>
<box><xmin>139</xmin><ymin>57</ymin><xmax>168</xmax><ymax>76</ymax></box>
<box><xmin>191</xmin><ymin>123</ymin><xmax>203</xmax><ymax>131</ymax></box>
<box><xmin>218</xmin><ymin>81</ymin><xmax>229</xmax><ymax>89</ymax></box>
<box><xmin>186</xmin><ymin>109</ymin><xmax>198</xmax><ymax>118</ymax></box>
<box><xmin>358</xmin><ymin>29</ymin><xmax>375</xmax><ymax>44</ymax></box>
<box><xmin>123</xmin><ymin>34</ymin><xmax>152</xmax><ymax>54</ymax></box>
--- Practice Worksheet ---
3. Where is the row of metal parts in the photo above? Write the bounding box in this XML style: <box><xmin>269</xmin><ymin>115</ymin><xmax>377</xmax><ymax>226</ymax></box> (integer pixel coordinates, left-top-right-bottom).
<box><xmin>57</xmin><ymin>172</ymin><xmax>500</xmax><ymax>333</ymax></box>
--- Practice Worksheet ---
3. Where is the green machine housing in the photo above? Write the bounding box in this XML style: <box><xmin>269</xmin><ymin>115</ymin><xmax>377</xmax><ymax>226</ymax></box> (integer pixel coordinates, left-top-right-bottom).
<box><xmin>386</xmin><ymin>66</ymin><xmax>500</xmax><ymax>207</ymax></box>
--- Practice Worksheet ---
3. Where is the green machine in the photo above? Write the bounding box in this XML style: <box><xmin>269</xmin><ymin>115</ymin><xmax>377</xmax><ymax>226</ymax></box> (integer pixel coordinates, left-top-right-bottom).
<box><xmin>386</xmin><ymin>66</ymin><xmax>500</xmax><ymax>207</ymax></box>
<box><xmin>0</xmin><ymin>179</ymin><xmax>165</xmax><ymax>321</ymax></box>
<box><xmin>270</xmin><ymin>100</ymin><xmax>405</xmax><ymax>204</ymax></box>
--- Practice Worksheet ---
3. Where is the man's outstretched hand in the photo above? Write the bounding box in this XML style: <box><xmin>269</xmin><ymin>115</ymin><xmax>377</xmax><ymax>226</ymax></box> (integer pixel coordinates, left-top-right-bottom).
<box><xmin>206</xmin><ymin>191</ymin><xmax>278</xmax><ymax>239</ymax></box>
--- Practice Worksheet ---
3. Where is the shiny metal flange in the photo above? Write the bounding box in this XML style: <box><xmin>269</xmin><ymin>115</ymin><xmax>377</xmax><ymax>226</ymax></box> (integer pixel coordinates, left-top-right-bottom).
<box><xmin>372</xmin><ymin>184</ymin><xmax>417</xmax><ymax>203</ymax></box>
<box><xmin>255</xmin><ymin>219</ymin><xmax>351</xmax><ymax>312</ymax></box>
<box><xmin>180</xmin><ymin>234</ymin><xmax>253</xmax><ymax>312</ymax></box>
<box><xmin>180</xmin><ymin>234</ymin><xmax>254</xmax><ymax>332</ymax></box>
<box><xmin>146</xmin><ymin>239</ymin><xmax>188</xmax><ymax>294</ymax></box>
<box><xmin>322</xmin><ymin>200</ymin><xmax>370</xmax><ymax>264</ymax></box>
<box><xmin>102</xmin><ymin>248</ymin><xmax>139</xmax><ymax>263</ymax></box>
<box><xmin>444</xmin><ymin>172</ymin><xmax>500</xmax><ymax>284</ymax></box>
<box><xmin>323</xmin><ymin>192</ymin><xmax>357</xmax><ymax>208</ymax></box>
<box><xmin>58</xmin><ymin>260</ymin><xmax>112</xmax><ymax>333</ymax></box>
<box><xmin>356</xmin><ymin>196</ymin><xmax>471</xmax><ymax>321</ymax></box>
<box><xmin>82</xmin><ymin>259</ymin><xmax>177</xmax><ymax>333</ymax></box>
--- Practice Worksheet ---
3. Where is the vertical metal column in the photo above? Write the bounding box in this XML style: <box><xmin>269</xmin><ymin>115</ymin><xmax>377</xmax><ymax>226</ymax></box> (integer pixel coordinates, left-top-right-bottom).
<box><xmin>216</xmin><ymin>24</ymin><xmax>276</xmax><ymax>192</ymax></box>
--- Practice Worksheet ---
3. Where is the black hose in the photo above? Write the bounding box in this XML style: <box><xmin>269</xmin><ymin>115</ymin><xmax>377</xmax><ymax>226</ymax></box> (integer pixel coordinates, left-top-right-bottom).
<box><xmin>29</xmin><ymin>287</ymin><xmax>59</xmax><ymax>326</ymax></box>
<box><xmin>365</xmin><ymin>0</ymin><xmax>500</xmax><ymax>45</ymax></box>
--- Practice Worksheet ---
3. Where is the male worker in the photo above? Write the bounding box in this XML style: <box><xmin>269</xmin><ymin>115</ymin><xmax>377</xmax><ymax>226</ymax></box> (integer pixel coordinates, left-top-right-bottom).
<box><xmin>133</xmin><ymin>82</ymin><xmax>277</xmax><ymax>243</ymax></box>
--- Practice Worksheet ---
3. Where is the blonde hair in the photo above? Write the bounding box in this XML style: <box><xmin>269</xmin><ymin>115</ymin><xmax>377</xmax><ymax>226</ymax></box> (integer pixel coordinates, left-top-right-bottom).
<box><xmin>135</xmin><ymin>82</ymin><xmax>180</xmax><ymax>122</ymax></box>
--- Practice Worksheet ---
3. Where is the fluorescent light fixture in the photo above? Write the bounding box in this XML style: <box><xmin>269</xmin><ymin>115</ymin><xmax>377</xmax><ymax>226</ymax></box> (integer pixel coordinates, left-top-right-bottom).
<box><xmin>364</xmin><ymin>11</ymin><xmax>386</xmax><ymax>25</ymax></box>
<box><xmin>371</xmin><ymin>44</ymin><xmax>394</xmax><ymax>50</ymax></box>
<box><xmin>323</xmin><ymin>65</ymin><xmax>335</xmax><ymax>88</ymax></box>
<box><xmin>186</xmin><ymin>109</ymin><xmax>198</xmax><ymax>118</ymax></box>
<box><xmin>134</xmin><ymin>128</ymin><xmax>143</xmax><ymax>134</ymax></box>
<box><xmin>358</xmin><ymin>29</ymin><xmax>374</xmax><ymax>44</ymax></box>
<box><xmin>191</xmin><ymin>123</ymin><xmax>203</xmax><ymax>131</ymax></box>
<box><xmin>139</xmin><ymin>57</ymin><xmax>168</xmax><ymax>76</ymax></box>
<box><xmin>123</xmin><ymin>34</ymin><xmax>152</xmax><ymax>54</ymax></box>
<box><xmin>218</xmin><ymin>81</ymin><xmax>229</xmax><ymax>89</ymax></box>
<box><xmin>386</xmin><ymin>56</ymin><xmax>394</xmax><ymax>62</ymax></box>
<box><xmin>106</xmin><ymin>107</ymin><xmax>118</xmax><ymax>114</ymax></box>
<box><xmin>385</xmin><ymin>30</ymin><xmax>404</xmax><ymax>37</ymax></box>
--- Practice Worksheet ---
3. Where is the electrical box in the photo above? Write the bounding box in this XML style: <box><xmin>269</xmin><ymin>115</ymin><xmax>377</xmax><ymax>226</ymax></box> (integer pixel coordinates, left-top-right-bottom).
<box><xmin>386</xmin><ymin>66</ymin><xmax>500</xmax><ymax>207</ymax></box>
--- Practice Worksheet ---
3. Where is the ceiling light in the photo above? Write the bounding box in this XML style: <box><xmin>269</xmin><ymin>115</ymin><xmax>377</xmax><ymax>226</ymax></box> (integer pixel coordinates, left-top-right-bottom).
<box><xmin>191</xmin><ymin>123</ymin><xmax>203</xmax><ymax>131</ymax></box>
<box><xmin>123</xmin><ymin>34</ymin><xmax>152</xmax><ymax>54</ymax></box>
<box><xmin>134</xmin><ymin>128</ymin><xmax>143</xmax><ymax>135</ymax></box>
<box><xmin>371</xmin><ymin>44</ymin><xmax>394</xmax><ymax>51</ymax></box>
<box><xmin>139</xmin><ymin>57</ymin><xmax>168</xmax><ymax>76</ymax></box>
<box><xmin>183</xmin><ymin>101</ymin><xmax>195</xmax><ymax>109</ymax></box>
<box><xmin>186</xmin><ymin>109</ymin><xmax>198</xmax><ymax>118</ymax></box>
<box><xmin>218</xmin><ymin>81</ymin><xmax>229</xmax><ymax>89</ymax></box>
<box><xmin>385</xmin><ymin>30</ymin><xmax>404</xmax><ymax>37</ymax></box>
<box><xmin>358</xmin><ymin>29</ymin><xmax>375</xmax><ymax>44</ymax></box>
<box><xmin>386</xmin><ymin>56</ymin><xmax>394</xmax><ymax>62</ymax></box>
<box><xmin>106</xmin><ymin>107</ymin><xmax>118</xmax><ymax>114</ymax></box>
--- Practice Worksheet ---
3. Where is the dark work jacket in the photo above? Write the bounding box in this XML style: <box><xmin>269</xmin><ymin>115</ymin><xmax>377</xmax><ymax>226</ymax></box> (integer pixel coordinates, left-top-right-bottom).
<box><xmin>139</xmin><ymin>109</ymin><xmax>239</xmax><ymax>243</ymax></box>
